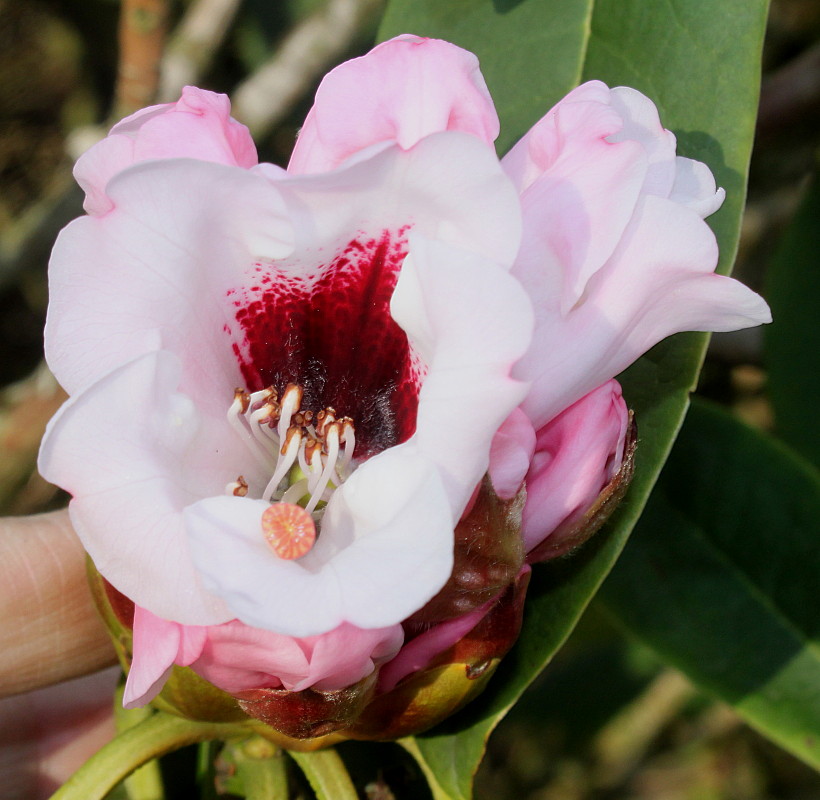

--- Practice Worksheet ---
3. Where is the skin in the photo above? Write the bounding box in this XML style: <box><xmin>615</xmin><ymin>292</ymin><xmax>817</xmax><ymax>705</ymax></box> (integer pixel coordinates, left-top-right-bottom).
<box><xmin>0</xmin><ymin>511</ymin><xmax>119</xmax><ymax>798</ymax></box>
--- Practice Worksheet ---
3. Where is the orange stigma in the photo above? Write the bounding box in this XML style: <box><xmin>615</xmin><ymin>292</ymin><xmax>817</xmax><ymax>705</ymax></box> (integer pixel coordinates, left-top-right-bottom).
<box><xmin>261</xmin><ymin>503</ymin><xmax>316</xmax><ymax>560</ymax></box>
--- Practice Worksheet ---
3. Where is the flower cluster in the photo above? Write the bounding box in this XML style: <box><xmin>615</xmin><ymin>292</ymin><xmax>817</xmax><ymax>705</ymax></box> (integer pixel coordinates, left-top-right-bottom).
<box><xmin>40</xmin><ymin>35</ymin><xmax>770</xmax><ymax>742</ymax></box>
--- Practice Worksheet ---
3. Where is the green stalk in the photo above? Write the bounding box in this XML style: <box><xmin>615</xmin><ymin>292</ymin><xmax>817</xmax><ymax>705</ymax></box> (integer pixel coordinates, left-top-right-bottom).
<box><xmin>232</xmin><ymin>737</ymin><xmax>290</xmax><ymax>800</ymax></box>
<box><xmin>49</xmin><ymin>712</ymin><xmax>245</xmax><ymax>800</ymax></box>
<box><xmin>113</xmin><ymin>686</ymin><xmax>164</xmax><ymax>800</ymax></box>
<box><xmin>289</xmin><ymin>748</ymin><xmax>358</xmax><ymax>800</ymax></box>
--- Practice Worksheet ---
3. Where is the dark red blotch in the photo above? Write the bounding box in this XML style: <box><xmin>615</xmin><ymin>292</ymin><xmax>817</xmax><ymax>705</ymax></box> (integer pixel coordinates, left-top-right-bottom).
<box><xmin>229</xmin><ymin>230</ymin><xmax>420</xmax><ymax>458</ymax></box>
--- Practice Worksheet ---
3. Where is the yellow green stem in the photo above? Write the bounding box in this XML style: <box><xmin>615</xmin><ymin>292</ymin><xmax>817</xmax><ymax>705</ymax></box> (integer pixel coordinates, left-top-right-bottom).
<box><xmin>289</xmin><ymin>748</ymin><xmax>358</xmax><ymax>800</ymax></box>
<box><xmin>49</xmin><ymin>712</ymin><xmax>246</xmax><ymax>800</ymax></box>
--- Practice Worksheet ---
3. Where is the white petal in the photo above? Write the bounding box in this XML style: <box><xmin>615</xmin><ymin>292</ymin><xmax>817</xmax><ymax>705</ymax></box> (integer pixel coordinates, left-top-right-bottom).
<box><xmin>608</xmin><ymin>86</ymin><xmax>678</xmax><ymax>198</ymax></box>
<box><xmin>391</xmin><ymin>235</ymin><xmax>533</xmax><ymax>515</ymax></box>
<box><xmin>46</xmin><ymin>159</ymin><xmax>294</xmax><ymax>406</ymax></box>
<box><xmin>185</xmin><ymin>442</ymin><xmax>454</xmax><ymax>636</ymax></box>
<box><xmin>274</xmin><ymin>131</ymin><xmax>522</xmax><ymax>271</ymax></box>
<box><xmin>670</xmin><ymin>156</ymin><xmax>726</xmax><ymax>217</ymax></box>
<box><xmin>39</xmin><ymin>350</ymin><xmax>239</xmax><ymax>625</ymax></box>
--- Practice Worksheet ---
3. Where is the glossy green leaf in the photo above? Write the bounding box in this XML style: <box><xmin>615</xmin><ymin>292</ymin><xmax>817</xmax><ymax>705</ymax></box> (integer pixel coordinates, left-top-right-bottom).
<box><xmin>600</xmin><ymin>400</ymin><xmax>820</xmax><ymax>770</ymax></box>
<box><xmin>765</xmin><ymin>171</ymin><xmax>820</xmax><ymax>469</ymax></box>
<box><xmin>379</xmin><ymin>1</ymin><xmax>769</xmax><ymax>797</ymax></box>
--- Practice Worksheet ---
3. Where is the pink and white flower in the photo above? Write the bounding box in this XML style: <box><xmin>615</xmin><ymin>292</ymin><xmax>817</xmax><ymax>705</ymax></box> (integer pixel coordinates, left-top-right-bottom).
<box><xmin>39</xmin><ymin>35</ymin><xmax>770</xmax><ymax>711</ymax></box>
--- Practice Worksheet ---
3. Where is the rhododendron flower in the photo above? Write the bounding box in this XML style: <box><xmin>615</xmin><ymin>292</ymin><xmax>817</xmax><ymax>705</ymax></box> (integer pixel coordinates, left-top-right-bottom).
<box><xmin>39</xmin><ymin>34</ymin><xmax>770</xmax><ymax>728</ymax></box>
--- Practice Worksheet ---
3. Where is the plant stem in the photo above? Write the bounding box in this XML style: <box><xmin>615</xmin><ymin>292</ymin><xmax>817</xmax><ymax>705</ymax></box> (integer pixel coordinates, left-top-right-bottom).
<box><xmin>289</xmin><ymin>748</ymin><xmax>358</xmax><ymax>800</ymax></box>
<box><xmin>115</xmin><ymin>0</ymin><xmax>170</xmax><ymax>116</ymax></box>
<box><xmin>114</xmin><ymin>688</ymin><xmax>165</xmax><ymax>800</ymax></box>
<box><xmin>49</xmin><ymin>712</ymin><xmax>245</xmax><ymax>800</ymax></box>
<box><xmin>234</xmin><ymin>738</ymin><xmax>290</xmax><ymax>800</ymax></box>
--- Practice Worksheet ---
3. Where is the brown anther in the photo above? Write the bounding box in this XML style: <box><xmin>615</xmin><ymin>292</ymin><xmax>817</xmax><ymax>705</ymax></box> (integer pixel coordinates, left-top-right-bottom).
<box><xmin>294</xmin><ymin>411</ymin><xmax>307</xmax><ymax>427</ymax></box>
<box><xmin>231</xmin><ymin>476</ymin><xmax>248</xmax><ymax>497</ymax></box>
<box><xmin>281</xmin><ymin>425</ymin><xmax>302</xmax><ymax>456</ymax></box>
<box><xmin>283</xmin><ymin>383</ymin><xmax>304</xmax><ymax>410</ymax></box>
<box><xmin>316</xmin><ymin>408</ymin><xmax>337</xmax><ymax>436</ymax></box>
<box><xmin>302</xmin><ymin>410</ymin><xmax>314</xmax><ymax>425</ymax></box>
<box><xmin>234</xmin><ymin>388</ymin><xmax>250</xmax><ymax>414</ymax></box>
<box><xmin>256</xmin><ymin>401</ymin><xmax>277</xmax><ymax>425</ymax></box>
<box><xmin>305</xmin><ymin>437</ymin><xmax>322</xmax><ymax>463</ymax></box>
<box><xmin>338</xmin><ymin>417</ymin><xmax>355</xmax><ymax>440</ymax></box>
<box><xmin>267</xmin><ymin>400</ymin><xmax>281</xmax><ymax>424</ymax></box>
<box><xmin>322</xmin><ymin>421</ymin><xmax>341</xmax><ymax>453</ymax></box>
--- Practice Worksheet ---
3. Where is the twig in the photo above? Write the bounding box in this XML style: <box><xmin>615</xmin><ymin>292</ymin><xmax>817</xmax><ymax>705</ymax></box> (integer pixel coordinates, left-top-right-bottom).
<box><xmin>230</xmin><ymin>0</ymin><xmax>385</xmax><ymax>140</ymax></box>
<box><xmin>591</xmin><ymin>669</ymin><xmax>696</xmax><ymax>789</ymax></box>
<box><xmin>115</xmin><ymin>0</ymin><xmax>171</xmax><ymax>117</ymax></box>
<box><xmin>159</xmin><ymin>0</ymin><xmax>243</xmax><ymax>102</ymax></box>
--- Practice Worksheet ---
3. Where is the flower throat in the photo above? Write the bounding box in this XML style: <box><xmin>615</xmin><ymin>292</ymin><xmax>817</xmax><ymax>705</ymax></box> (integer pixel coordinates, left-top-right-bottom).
<box><xmin>226</xmin><ymin>383</ymin><xmax>356</xmax><ymax>558</ymax></box>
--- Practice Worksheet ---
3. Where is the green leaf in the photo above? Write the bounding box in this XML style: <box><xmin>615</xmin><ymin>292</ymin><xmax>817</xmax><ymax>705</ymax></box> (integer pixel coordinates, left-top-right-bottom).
<box><xmin>599</xmin><ymin>399</ymin><xmax>820</xmax><ymax>770</ymax></box>
<box><xmin>379</xmin><ymin>1</ymin><xmax>769</xmax><ymax>797</ymax></box>
<box><xmin>765</xmin><ymin>171</ymin><xmax>820</xmax><ymax>469</ymax></box>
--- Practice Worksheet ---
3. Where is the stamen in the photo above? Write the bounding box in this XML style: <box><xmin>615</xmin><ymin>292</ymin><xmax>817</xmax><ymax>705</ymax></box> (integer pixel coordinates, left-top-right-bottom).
<box><xmin>315</xmin><ymin>408</ymin><xmax>336</xmax><ymax>438</ymax></box>
<box><xmin>262</xmin><ymin>426</ymin><xmax>302</xmax><ymax>502</ymax></box>
<box><xmin>247</xmin><ymin>386</ymin><xmax>276</xmax><ymax>411</ymax></box>
<box><xmin>225</xmin><ymin>475</ymin><xmax>248</xmax><ymax>497</ymax></box>
<box><xmin>228</xmin><ymin>393</ymin><xmax>276</xmax><ymax>471</ymax></box>
<box><xmin>277</xmin><ymin>384</ymin><xmax>303</xmax><ymax>444</ymax></box>
<box><xmin>249</xmin><ymin>402</ymin><xmax>280</xmax><ymax>451</ymax></box>
<box><xmin>261</xmin><ymin>503</ymin><xmax>316</xmax><ymax>560</ymax></box>
<box><xmin>228</xmin><ymin>384</ymin><xmax>358</xmax><ymax>534</ymax></box>
<box><xmin>339</xmin><ymin>417</ymin><xmax>356</xmax><ymax>476</ymax></box>
<box><xmin>304</xmin><ymin>438</ymin><xmax>324</xmax><ymax>493</ymax></box>
<box><xmin>306</xmin><ymin>422</ymin><xmax>340</xmax><ymax>515</ymax></box>
<box><xmin>234</xmin><ymin>388</ymin><xmax>250</xmax><ymax>414</ymax></box>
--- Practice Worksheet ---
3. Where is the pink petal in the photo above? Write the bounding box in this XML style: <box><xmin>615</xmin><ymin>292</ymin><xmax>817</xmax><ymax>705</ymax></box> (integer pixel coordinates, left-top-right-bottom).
<box><xmin>288</xmin><ymin>35</ymin><xmax>498</xmax><ymax>174</ymax></box>
<box><xmin>123</xmin><ymin>607</ymin><xmax>180</xmax><ymax>708</ymax></box>
<box><xmin>130</xmin><ymin>618</ymin><xmax>403</xmax><ymax>698</ymax></box>
<box><xmin>607</xmin><ymin>86</ymin><xmax>678</xmax><ymax>198</ymax></box>
<box><xmin>488</xmin><ymin>409</ymin><xmax>536</xmax><ymax>500</ymax></box>
<box><xmin>377</xmin><ymin>597</ymin><xmax>495</xmax><ymax>693</ymax></box>
<box><xmin>295</xmin><ymin>623</ymin><xmax>403</xmax><ymax>692</ymax></box>
<box><xmin>503</xmin><ymin>85</ymin><xmax>648</xmax><ymax>313</ymax></box>
<box><xmin>670</xmin><ymin>156</ymin><xmax>726</xmax><ymax>217</ymax></box>
<box><xmin>76</xmin><ymin>87</ymin><xmax>257</xmax><ymax>215</ymax></box>
<box><xmin>124</xmin><ymin>606</ymin><xmax>207</xmax><ymax>708</ymax></box>
<box><xmin>190</xmin><ymin>621</ymin><xmax>308</xmax><ymax>692</ymax></box>
<box><xmin>508</xmin><ymin>82</ymin><xmax>771</xmax><ymax>429</ymax></box>
<box><xmin>522</xmin><ymin>380</ymin><xmax>628</xmax><ymax>553</ymax></box>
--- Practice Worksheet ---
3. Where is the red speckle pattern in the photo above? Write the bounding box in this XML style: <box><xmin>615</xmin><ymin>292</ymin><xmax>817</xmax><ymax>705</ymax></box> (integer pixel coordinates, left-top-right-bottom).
<box><xmin>228</xmin><ymin>230</ymin><xmax>421</xmax><ymax>457</ymax></box>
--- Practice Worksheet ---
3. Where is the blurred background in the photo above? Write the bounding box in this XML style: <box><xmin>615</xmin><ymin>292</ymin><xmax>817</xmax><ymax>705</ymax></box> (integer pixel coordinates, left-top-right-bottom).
<box><xmin>1</xmin><ymin>0</ymin><xmax>819</xmax><ymax>797</ymax></box>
